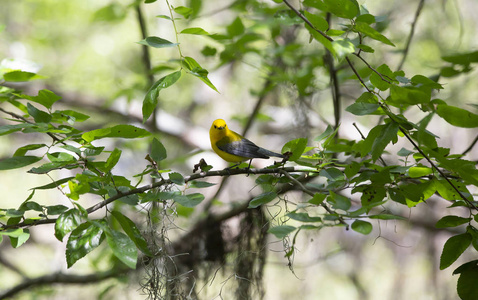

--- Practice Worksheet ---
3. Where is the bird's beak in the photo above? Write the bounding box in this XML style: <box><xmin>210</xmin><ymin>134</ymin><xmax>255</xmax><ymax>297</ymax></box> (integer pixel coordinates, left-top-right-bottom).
<box><xmin>217</xmin><ymin>126</ymin><xmax>225</xmax><ymax>130</ymax></box>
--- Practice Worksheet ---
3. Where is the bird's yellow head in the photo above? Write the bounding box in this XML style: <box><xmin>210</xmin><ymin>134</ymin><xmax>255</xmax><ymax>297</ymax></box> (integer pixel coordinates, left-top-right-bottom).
<box><xmin>210</xmin><ymin>119</ymin><xmax>228</xmax><ymax>139</ymax></box>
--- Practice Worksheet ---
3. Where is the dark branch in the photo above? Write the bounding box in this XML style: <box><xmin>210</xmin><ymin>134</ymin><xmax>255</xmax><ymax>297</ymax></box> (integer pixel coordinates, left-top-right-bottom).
<box><xmin>282</xmin><ymin>0</ymin><xmax>333</xmax><ymax>42</ymax></box>
<box><xmin>397</xmin><ymin>0</ymin><xmax>425</xmax><ymax>70</ymax></box>
<box><xmin>0</xmin><ymin>268</ymin><xmax>129</xmax><ymax>299</ymax></box>
<box><xmin>462</xmin><ymin>134</ymin><xmax>478</xmax><ymax>156</ymax></box>
<box><xmin>1</xmin><ymin>166</ymin><xmax>317</xmax><ymax>230</ymax></box>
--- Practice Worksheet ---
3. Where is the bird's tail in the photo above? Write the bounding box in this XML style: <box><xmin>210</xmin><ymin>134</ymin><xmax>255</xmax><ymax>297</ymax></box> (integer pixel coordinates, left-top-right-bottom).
<box><xmin>258</xmin><ymin>148</ymin><xmax>284</xmax><ymax>158</ymax></box>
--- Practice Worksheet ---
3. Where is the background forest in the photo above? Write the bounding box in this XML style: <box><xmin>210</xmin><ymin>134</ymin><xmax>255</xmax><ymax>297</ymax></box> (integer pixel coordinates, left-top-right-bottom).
<box><xmin>1</xmin><ymin>0</ymin><xmax>478</xmax><ymax>299</ymax></box>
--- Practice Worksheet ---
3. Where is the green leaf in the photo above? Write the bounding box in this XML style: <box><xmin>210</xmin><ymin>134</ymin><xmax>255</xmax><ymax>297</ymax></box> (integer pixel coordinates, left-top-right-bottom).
<box><xmin>408</xmin><ymin>166</ymin><xmax>433</xmax><ymax>178</ymax></box>
<box><xmin>32</xmin><ymin>177</ymin><xmax>74</xmax><ymax>190</ymax></box>
<box><xmin>189</xmin><ymin>180</ymin><xmax>216</xmax><ymax>188</ymax></box>
<box><xmin>143</xmin><ymin>71</ymin><xmax>182</xmax><ymax>122</ymax></box>
<box><xmin>201</xmin><ymin>46</ymin><xmax>217</xmax><ymax>56</ymax></box>
<box><xmin>281</xmin><ymin>138</ymin><xmax>308</xmax><ymax>162</ymax></box>
<box><xmin>457</xmin><ymin>266</ymin><xmax>478</xmax><ymax>300</ymax></box>
<box><xmin>46</xmin><ymin>205</ymin><xmax>69</xmax><ymax>215</ymax></box>
<box><xmin>104</xmin><ymin>228</ymin><xmax>138</xmax><ymax>269</ymax></box>
<box><xmin>111</xmin><ymin>211</ymin><xmax>152</xmax><ymax>256</ymax></box>
<box><xmin>6</xmin><ymin>209</ymin><xmax>24</xmax><ymax>217</ymax></box>
<box><xmin>22</xmin><ymin>201</ymin><xmax>43</xmax><ymax>211</ymax></box>
<box><xmin>55</xmin><ymin>209</ymin><xmax>84</xmax><ymax>241</ymax></box>
<box><xmin>303</xmin><ymin>10</ymin><xmax>328</xmax><ymax>31</ymax></box>
<box><xmin>0</xmin><ymin>124</ymin><xmax>34</xmax><ymax>136</ymax></box>
<box><xmin>369</xmin><ymin>214</ymin><xmax>407</xmax><ymax>221</ymax></box>
<box><xmin>84</xmin><ymin>146</ymin><xmax>105</xmax><ymax>156</ymax></box>
<box><xmin>370</xmin><ymin>64</ymin><xmax>393</xmax><ymax>91</ymax></box>
<box><xmin>67</xmin><ymin>178</ymin><xmax>90</xmax><ymax>200</ymax></box>
<box><xmin>14</xmin><ymin>144</ymin><xmax>47</xmax><ymax>156</ymax></box>
<box><xmin>173</xmin><ymin>6</ymin><xmax>193</xmax><ymax>19</ymax></box>
<box><xmin>308</xmin><ymin>193</ymin><xmax>326</xmax><ymax>205</ymax></box>
<box><xmin>9</xmin><ymin>229</ymin><xmax>30</xmax><ymax>248</ymax></box>
<box><xmin>268</xmin><ymin>225</ymin><xmax>296</xmax><ymax>239</ymax></box>
<box><xmin>411</xmin><ymin>75</ymin><xmax>443</xmax><ymax>89</ymax></box>
<box><xmin>182</xmin><ymin>56</ymin><xmax>219</xmax><ymax>93</ymax></box>
<box><xmin>327</xmin><ymin>191</ymin><xmax>351</xmax><ymax>210</ymax></box>
<box><xmin>351</xmin><ymin>220</ymin><xmax>373</xmax><ymax>235</ymax></box>
<box><xmin>397</xmin><ymin>147</ymin><xmax>414</xmax><ymax>157</ymax></box>
<box><xmin>315</xmin><ymin>125</ymin><xmax>334</xmax><ymax>142</ymax></box>
<box><xmin>173</xmin><ymin>193</ymin><xmax>204</xmax><ymax>207</ymax></box>
<box><xmin>105</xmin><ymin>148</ymin><xmax>122</xmax><ymax>172</ymax></box>
<box><xmin>56</xmin><ymin>110</ymin><xmax>90</xmax><ymax>123</ymax></box>
<box><xmin>156</xmin><ymin>14</ymin><xmax>171</xmax><ymax>20</ymax></box>
<box><xmin>287</xmin><ymin>212</ymin><xmax>321</xmax><ymax>222</ymax></box>
<box><xmin>320</xmin><ymin>168</ymin><xmax>345</xmax><ymax>181</ymax></box>
<box><xmin>227</xmin><ymin>17</ymin><xmax>245</xmax><ymax>37</ymax></box>
<box><xmin>346</xmin><ymin>102</ymin><xmax>379</xmax><ymax>115</ymax></box>
<box><xmin>66</xmin><ymin>222</ymin><xmax>105</xmax><ymax>268</ymax></box>
<box><xmin>169</xmin><ymin>172</ymin><xmax>185</xmax><ymax>185</ymax></box>
<box><xmin>305</xmin><ymin>24</ymin><xmax>335</xmax><ymax>56</ymax></box>
<box><xmin>436</xmin><ymin>216</ymin><xmax>472</xmax><ymax>228</ymax></box>
<box><xmin>332</xmin><ymin>38</ymin><xmax>355</xmax><ymax>59</ymax></box>
<box><xmin>82</xmin><ymin>125</ymin><xmax>151</xmax><ymax>142</ymax></box>
<box><xmin>390</xmin><ymin>85</ymin><xmax>431</xmax><ymax>105</ymax></box>
<box><xmin>28</xmin><ymin>161</ymin><xmax>76</xmax><ymax>174</ymax></box>
<box><xmin>180</xmin><ymin>27</ymin><xmax>210</xmax><ymax>35</ymax></box>
<box><xmin>442</xmin><ymin>50</ymin><xmax>478</xmax><ymax>65</ymax></box>
<box><xmin>436</xmin><ymin>103</ymin><xmax>478</xmax><ymax>128</ymax></box>
<box><xmin>440</xmin><ymin>233</ymin><xmax>472</xmax><ymax>270</ymax></box>
<box><xmin>17</xmin><ymin>89</ymin><xmax>61</xmax><ymax>109</ymax></box>
<box><xmin>357</xmin><ymin>44</ymin><xmax>374</xmax><ymax>53</ymax></box>
<box><xmin>355</xmin><ymin>22</ymin><xmax>395</xmax><ymax>46</ymax></box>
<box><xmin>306</xmin><ymin>0</ymin><xmax>359</xmax><ymax>19</ymax></box>
<box><xmin>137</xmin><ymin>36</ymin><xmax>178</xmax><ymax>48</ymax></box>
<box><xmin>91</xmin><ymin>3</ymin><xmax>126</xmax><ymax>22</ymax></box>
<box><xmin>0</xmin><ymin>156</ymin><xmax>42</xmax><ymax>170</ymax></box>
<box><xmin>0</xmin><ymin>228</ymin><xmax>25</xmax><ymax>238</ymax></box>
<box><xmin>371</xmin><ymin>121</ymin><xmax>399</xmax><ymax>162</ymax></box>
<box><xmin>249</xmin><ymin>191</ymin><xmax>278</xmax><ymax>208</ymax></box>
<box><xmin>344</xmin><ymin>161</ymin><xmax>361</xmax><ymax>178</ymax></box>
<box><xmin>151</xmin><ymin>138</ymin><xmax>167</xmax><ymax>162</ymax></box>
<box><xmin>4</xmin><ymin>70</ymin><xmax>43</xmax><ymax>82</ymax></box>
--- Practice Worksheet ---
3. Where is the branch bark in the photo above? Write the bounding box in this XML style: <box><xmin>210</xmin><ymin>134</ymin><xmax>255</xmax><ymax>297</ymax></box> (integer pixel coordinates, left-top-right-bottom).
<box><xmin>0</xmin><ymin>268</ymin><xmax>130</xmax><ymax>299</ymax></box>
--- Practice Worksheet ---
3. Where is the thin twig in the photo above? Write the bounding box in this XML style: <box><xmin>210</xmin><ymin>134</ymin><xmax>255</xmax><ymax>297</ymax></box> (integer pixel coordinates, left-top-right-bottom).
<box><xmin>345</xmin><ymin>57</ymin><xmax>373</xmax><ymax>93</ymax></box>
<box><xmin>324</xmin><ymin>13</ymin><xmax>341</xmax><ymax>132</ymax></box>
<box><xmin>462</xmin><ymin>134</ymin><xmax>478</xmax><ymax>156</ymax></box>
<box><xmin>282</xmin><ymin>0</ymin><xmax>333</xmax><ymax>42</ymax></box>
<box><xmin>353</xmin><ymin>53</ymin><xmax>393</xmax><ymax>83</ymax></box>
<box><xmin>397</xmin><ymin>0</ymin><xmax>425</xmax><ymax>70</ymax></box>
<box><xmin>135</xmin><ymin>3</ymin><xmax>157</xmax><ymax>132</ymax></box>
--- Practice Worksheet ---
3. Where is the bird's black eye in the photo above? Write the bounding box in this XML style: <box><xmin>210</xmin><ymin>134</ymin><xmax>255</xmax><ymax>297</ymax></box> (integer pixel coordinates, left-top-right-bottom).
<box><xmin>214</xmin><ymin>125</ymin><xmax>217</xmax><ymax>129</ymax></box>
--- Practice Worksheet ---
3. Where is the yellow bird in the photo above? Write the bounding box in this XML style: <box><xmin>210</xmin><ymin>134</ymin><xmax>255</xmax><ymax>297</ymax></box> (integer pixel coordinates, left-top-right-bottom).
<box><xmin>209</xmin><ymin>119</ymin><xmax>284</xmax><ymax>166</ymax></box>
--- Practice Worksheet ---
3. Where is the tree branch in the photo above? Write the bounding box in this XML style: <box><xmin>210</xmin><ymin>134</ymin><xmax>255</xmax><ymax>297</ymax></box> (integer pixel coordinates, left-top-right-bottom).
<box><xmin>397</xmin><ymin>0</ymin><xmax>425</xmax><ymax>71</ymax></box>
<box><xmin>282</xmin><ymin>0</ymin><xmax>333</xmax><ymax>42</ymax></box>
<box><xmin>0</xmin><ymin>268</ymin><xmax>130</xmax><ymax>299</ymax></box>
<box><xmin>462</xmin><ymin>133</ymin><xmax>478</xmax><ymax>156</ymax></box>
<box><xmin>1</xmin><ymin>166</ymin><xmax>318</xmax><ymax>230</ymax></box>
